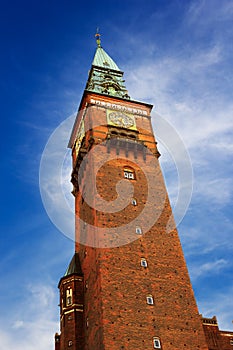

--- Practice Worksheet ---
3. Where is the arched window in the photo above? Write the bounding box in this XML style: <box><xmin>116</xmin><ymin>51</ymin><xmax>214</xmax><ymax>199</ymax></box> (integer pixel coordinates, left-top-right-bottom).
<box><xmin>66</xmin><ymin>288</ymin><xmax>73</xmax><ymax>306</ymax></box>
<box><xmin>141</xmin><ymin>258</ymin><xmax>148</xmax><ymax>268</ymax></box>
<box><xmin>146</xmin><ymin>295</ymin><xmax>154</xmax><ymax>305</ymax></box>
<box><xmin>123</xmin><ymin>167</ymin><xmax>135</xmax><ymax>180</ymax></box>
<box><xmin>136</xmin><ymin>226</ymin><xmax>142</xmax><ymax>235</ymax></box>
<box><xmin>153</xmin><ymin>337</ymin><xmax>161</xmax><ymax>348</ymax></box>
<box><xmin>132</xmin><ymin>198</ymin><xmax>137</xmax><ymax>206</ymax></box>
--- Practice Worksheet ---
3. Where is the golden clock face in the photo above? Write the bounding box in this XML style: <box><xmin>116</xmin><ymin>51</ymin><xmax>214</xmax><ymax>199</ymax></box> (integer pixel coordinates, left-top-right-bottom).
<box><xmin>108</xmin><ymin>111</ymin><xmax>135</xmax><ymax>128</ymax></box>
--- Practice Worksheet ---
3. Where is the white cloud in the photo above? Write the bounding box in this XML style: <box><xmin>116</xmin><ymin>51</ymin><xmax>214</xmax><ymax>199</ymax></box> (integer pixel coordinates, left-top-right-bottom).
<box><xmin>124</xmin><ymin>39</ymin><xmax>233</xmax><ymax>211</ymax></box>
<box><xmin>12</xmin><ymin>320</ymin><xmax>24</xmax><ymax>329</ymax></box>
<box><xmin>0</xmin><ymin>283</ymin><xmax>58</xmax><ymax>350</ymax></box>
<box><xmin>194</xmin><ymin>176</ymin><xmax>233</xmax><ymax>205</ymax></box>
<box><xmin>190</xmin><ymin>258</ymin><xmax>227</xmax><ymax>280</ymax></box>
<box><xmin>186</xmin><ymin>0</ymin><xmax>206</xmax><ymax>22</ymax></box>
<box><xmin>199</xmin><ymin>286</ymin><xmax>233</xmax><ymax>331</ymax></box>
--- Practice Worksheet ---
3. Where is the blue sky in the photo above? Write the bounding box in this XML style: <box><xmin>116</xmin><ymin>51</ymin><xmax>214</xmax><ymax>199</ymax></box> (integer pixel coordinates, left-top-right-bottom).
<box><xmin>1</xmin><ymin>0</ymin><xmax>233</xmax><ymax>348</ymax></box>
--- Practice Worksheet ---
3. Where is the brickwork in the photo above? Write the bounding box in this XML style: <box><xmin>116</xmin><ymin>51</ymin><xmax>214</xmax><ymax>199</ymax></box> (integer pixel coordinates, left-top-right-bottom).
<box><xmin>55</xmin><ymin>46</ymin><xmax>233</xmax><ymax>350</ymax></box>
<box><xmin>202</xmin><ymin>316</ymin><xmax>233</xmax><ymax>350</ymax></box>
<box><xmin>58</xmin><ymin>273</ymin><xmax>85</xmax><ymax>350</ymax></box>
<box><xmin>70</xmin><ymin>94</ymin><xmax>209</xmax><ymax>349</ymax></box>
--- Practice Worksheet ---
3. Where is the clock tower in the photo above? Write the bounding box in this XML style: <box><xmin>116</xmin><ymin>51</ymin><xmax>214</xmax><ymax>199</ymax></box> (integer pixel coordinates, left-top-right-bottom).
<box><xmin>55</xmin><ymin>34</ymin><xmax>209</xmax><ymax>350</ymax></box>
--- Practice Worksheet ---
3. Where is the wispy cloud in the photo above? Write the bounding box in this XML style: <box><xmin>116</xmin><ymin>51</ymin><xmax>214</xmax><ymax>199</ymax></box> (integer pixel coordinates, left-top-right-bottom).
<box><xmin>124</xmin><ymin>38</ymin><xmax>233</xmax><ymax>209</ymax></box>
<box><xmin>190</xmin><ymin>258</ymin><xmax>228</xmax><ymax>279</ymax></box>
<box><xmin>0</xmin><ymin>283</ymin><xmax>58</xmax><ymax>350</ymax></box>
<box><xmin>194</xmin><ymin>176</ymin><xmax>233</xmax><ymax>205</ymax></box>
<box><xmin>198</xmin><ymin>285</ymin><xmax>233</xmax><ymax>330</ymax></box>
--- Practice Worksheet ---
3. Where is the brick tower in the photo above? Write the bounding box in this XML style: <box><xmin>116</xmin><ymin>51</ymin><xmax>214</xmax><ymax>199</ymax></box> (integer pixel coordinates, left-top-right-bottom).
<box><xmin>55</xmin><ymin>34</ymin><xmax>210</xmax><ymax>350</ymax></box>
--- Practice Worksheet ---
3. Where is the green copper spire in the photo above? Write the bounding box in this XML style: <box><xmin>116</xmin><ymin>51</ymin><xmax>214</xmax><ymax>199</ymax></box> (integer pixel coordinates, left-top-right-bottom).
<box><xmin>93</xmin><ymin>32</ymin><xmax>120</xmax><ymax>71</ymax></box>
<box><xmin>92</xmin><ymin>46</ymin><xmax>120</xmax><ymax>71</ymax></box>
<box><xmin>85</xmin><ymin>33</ymin><xmax>130</xmax><ymax>99</ymax></box>
<box><xmin>64</xmin><ymin>253</ymin><xmax>83</xmax><ymax>277</ymax></box>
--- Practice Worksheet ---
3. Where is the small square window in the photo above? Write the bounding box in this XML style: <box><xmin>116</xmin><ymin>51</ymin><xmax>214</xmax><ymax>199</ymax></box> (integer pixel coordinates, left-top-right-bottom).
<box><xmin>153</xmin><ymin>337</ymin><xmax>161</xmax><ymax>348</ymax></box>
<box><xmin>147</xmin><ymin>295</ymin><xmax>154</xmax><ymax>305</ymax></box>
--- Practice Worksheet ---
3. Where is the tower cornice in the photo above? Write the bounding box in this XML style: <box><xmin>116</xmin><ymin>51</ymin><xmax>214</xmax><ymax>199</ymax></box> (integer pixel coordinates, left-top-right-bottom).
<box><xmin>68</xmin><ymin>89</ymin><xmax>153</xmax><ymax>149</ymax></box>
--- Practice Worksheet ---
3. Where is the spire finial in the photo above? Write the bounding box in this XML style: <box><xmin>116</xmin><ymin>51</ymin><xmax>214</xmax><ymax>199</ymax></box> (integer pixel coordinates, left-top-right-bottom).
<box><xmin>95</xmin><ymin>28</ymin><xmax>101</xmax><ymax>48</ymax></box>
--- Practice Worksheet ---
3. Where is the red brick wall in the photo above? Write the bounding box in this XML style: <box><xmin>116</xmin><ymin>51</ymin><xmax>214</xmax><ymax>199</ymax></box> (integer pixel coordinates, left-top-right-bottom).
<box><xmin>58</xmin><ymin>275</ymin><xmax>84</xmax><ymax>350</ymax></box>
<box><xmin>202</xmin><ymin>318</ymin><xmax>233</xmax><ymax>350</ymax></box>
<box><xmin>72</xmin><ymin>94</ymin><xmax>209</xmax><ymax>349</ymax></box>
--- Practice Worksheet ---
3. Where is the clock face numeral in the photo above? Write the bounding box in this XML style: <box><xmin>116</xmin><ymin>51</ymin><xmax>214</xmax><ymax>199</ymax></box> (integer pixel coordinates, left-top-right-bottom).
<box><xmin>108</xmin><ymin>112</ymin><xmax>135</xmax><ymax>128</ymax></box>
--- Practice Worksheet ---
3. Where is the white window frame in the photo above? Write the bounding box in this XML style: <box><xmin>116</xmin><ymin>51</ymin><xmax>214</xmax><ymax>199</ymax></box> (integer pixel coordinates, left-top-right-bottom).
<box><xmin>124</xmin><ymin>170</ymin><xmax>135</xmax><ymax>180</ymax></box>
<box><xmin>153</xmin><ymin>337</ymin><xmax>161</xmax><ymax>348</ymax></box>
<box><xmin>147</xmin><ymin>295</ymin><xmax>154</xmax><ymax>305</ymax></box>
<box><xmin>132</xmin><ymin>198</ymin><xmax>137</xmax><ymax>206</ymax></box>
<box><xmin>141</xmin><ymin>258</ymin><xmax>148</xmax><ymax>268</ymax></box>
<box><xmin>136</xmin><ymin>226</ymin><xmax>142</xmax><ymax>235</ymax></box>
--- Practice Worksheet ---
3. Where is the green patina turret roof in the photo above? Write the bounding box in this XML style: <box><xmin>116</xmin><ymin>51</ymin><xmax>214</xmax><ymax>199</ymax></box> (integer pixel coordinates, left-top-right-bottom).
<box><xmin>64</xmin><ymin>252</ymin><xmax>83</xmax><ymax>276</ymax></box>
<box><xmin>92</xmin><ymin>46</ymin><xmax>120</xmax><ymax>71</ymax></box>
<box><xmin>93</xmin><ymin>31</ymin><xmax>120</xmax><ymax>71</ymax></box>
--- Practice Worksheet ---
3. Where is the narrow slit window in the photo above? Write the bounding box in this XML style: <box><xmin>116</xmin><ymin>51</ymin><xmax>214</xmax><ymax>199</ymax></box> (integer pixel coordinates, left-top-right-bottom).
<box><xmin>66</xmin><ymin>288</ymin><xmax>73</xmax><ymax>306</ymax></box>
<box><xmin>147</xmin><ymin>295</ymin><xmax>154</xmax><ymax>305</ymax></box>
<box><xmin>136</xmin><ymin>226</ymin><xmax>142</xmax><ymax>235</ymax></box>
<box><xmin>141</xmin><ymin>258</ymin><xmax>148</xmax><ymax>268</ymax></box>
<box><xmin>153</xmin><ymin>337</ymin><xmax>161</xmax><ymax>348</ymax></box>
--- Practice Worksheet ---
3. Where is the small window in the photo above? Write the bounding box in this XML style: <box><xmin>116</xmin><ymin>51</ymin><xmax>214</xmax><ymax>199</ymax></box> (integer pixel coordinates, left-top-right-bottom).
<box><xmin>55</xmin><ymin>334</ymin><xmax>60</xmax><ymax>343</ymax></box>
<box><xmin>124</xmin><ymin>171</ymin><xmax>134</xmax><ymax>179</ymax></box>
<box><xmin>147</xmin><ymin>295</ymin><xmax>154</xmax><ymax>305</ymax></box>
<box><xmin>141</xmin><ymin>258</ymin><xmax>148</xmax><ymax>268</ymax></box>
<box><xmin>66</xmin><ymin>288</ymin><xmax>73</xmax><ymax>306</ymax></box>
<box><xmin>68</xmin><ymin>340</ymin><xmax>73</xmax><ymax>347</ymax></box>
<box><xmin>67</xmin><ymin>296</ymin><xmax>72</xmax><ymax>305</ymax></box>
<box><xmin>123</xmin><ymin>167</ymin><xmax>135</xmax><ymax>180</ymax></box>
<box><xmin>132</xmin><ymin>198</ymin><xmax>137</xmax><ymax>206</ymax></box>
<box><xmin>136</xmin><ymin>226</ymin><xmax>142</xmax><ymax>235</ymax></box>
<box><xmin>153</xmin><ymin>337</ymin><xmax>161</xmax><ymax>348</ymax></box>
